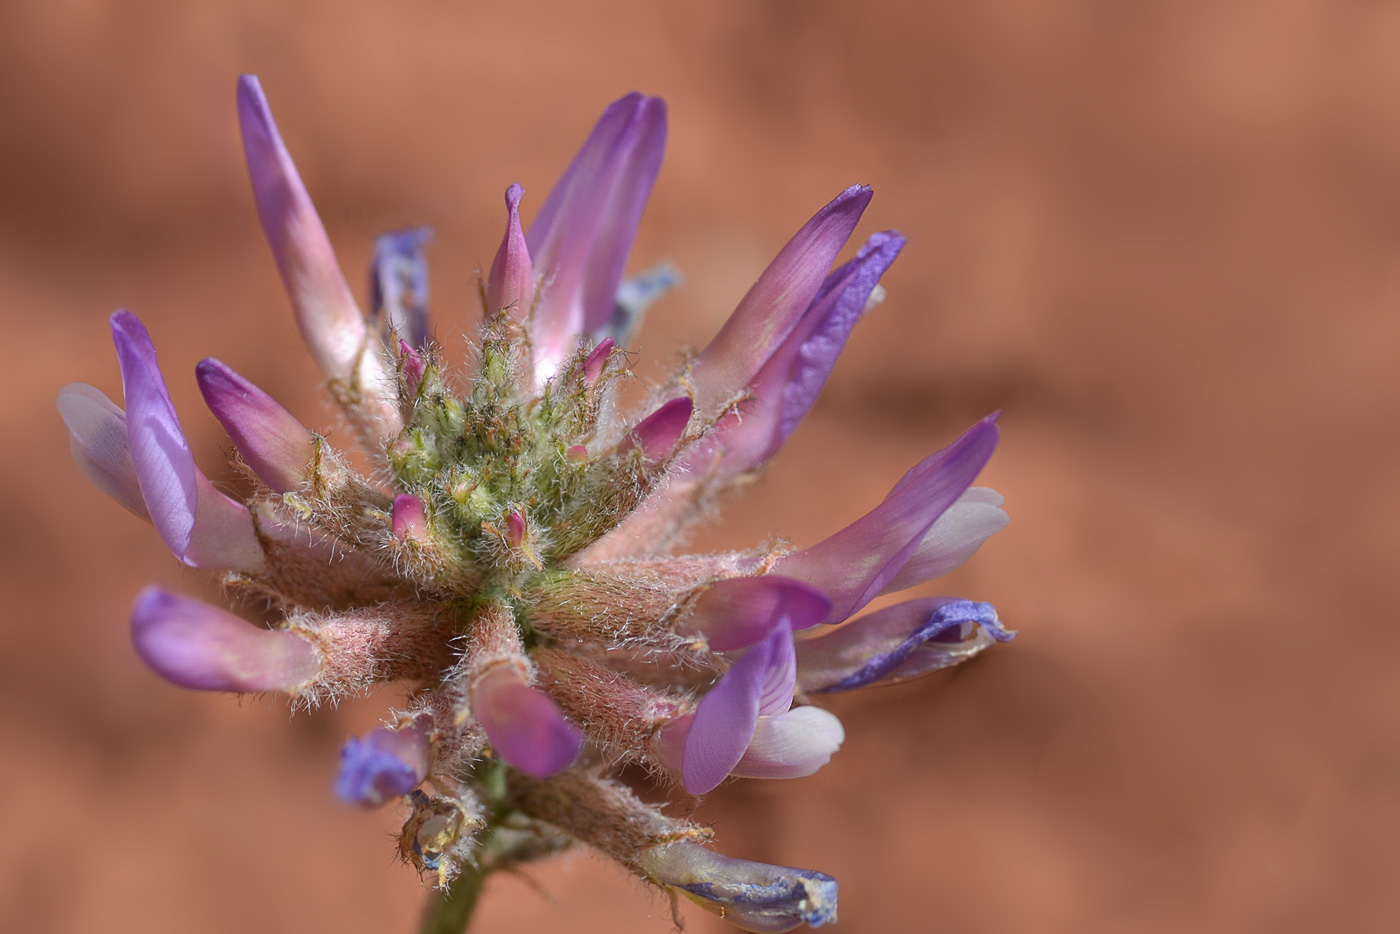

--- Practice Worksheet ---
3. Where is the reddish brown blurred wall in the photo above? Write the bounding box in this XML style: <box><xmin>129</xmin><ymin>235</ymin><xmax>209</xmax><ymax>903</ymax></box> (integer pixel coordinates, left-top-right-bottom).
<box><xmin>1</xmin><ymin>2</ymin><xmax>1396</xmax><ymax>932</ymax></box>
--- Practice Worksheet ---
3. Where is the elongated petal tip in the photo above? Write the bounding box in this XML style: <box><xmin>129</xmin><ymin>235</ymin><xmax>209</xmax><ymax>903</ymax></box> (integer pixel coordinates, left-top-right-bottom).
<box><xmin>486</xmin><ymin>183</ymin><xmax>535</xmax><ymax>320</ymax></box>
<box><xmin>640</xmin><ymin>840</ymin><xmax>838</xmax><ymax>933</ymax></box>
<box><xmin>335</xmin><ymin>726</ymin><xmax>430</xmax><ymax>808</ymax></box>
<box><xmin>131</xmin><ymin>586</ymin><xmax>320</xmax><ymax>693</ymax></box>
<box><xmin>796</xmin><ymin>597</ymin><xmax>1012</xmax><ymax>694</ymax></box>
<box><xmin>623</xmin><ymin>396</ymin><xmax>692</xmax><ymax>465</ymax></box>
<box><xmin>196</xmin><ymin>358</ymin><xmax>313</xmax><ymax>494</ymax></box>
<box><xmin>679</xmin><ymin>576</ymin><xmax>831</xmax><ymax>651</ymax></box>
<box><xmin>470</xmin><ymin>665</ymin><xmax>582</xmax><ymax>777</ymax></box>
<box><xmin>236</xmin><ymin>75</ymin><xmax>368</xmax><ymax>387</ymax></box>
<box><xmin>56</xmin><ymin>383</ymin><xmax>149</xmax><ymax>519</ymax></box>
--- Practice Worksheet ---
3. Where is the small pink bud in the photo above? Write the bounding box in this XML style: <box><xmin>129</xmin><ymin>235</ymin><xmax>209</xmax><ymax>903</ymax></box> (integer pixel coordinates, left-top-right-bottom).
<box><xmin>582</xmin><ymin>337</ymin><xmax>614</xmax><ymax>385</ymax></box>
<box><xmin>566</xmin><ymin>444</ymin><xmax>589</xmax><ymax>462</ymax></box>
<box><xmin>505</xmin><ymin>510</ymin><xmax>526</xmax><ymax>548</ymax></box>
<box><xmin>486</xmin><ymin>183</ymin><xmax>534</xmax><ymax>320</ymax></box>
<box><xmin>398</xmin><ymin>339</ymin><xmax>426</xmax><ymax>398</ymax></box>
<box><xmin>392</xmin><ymin>493</ymin><xmax>429</xmax><ymax>541</ymax></box>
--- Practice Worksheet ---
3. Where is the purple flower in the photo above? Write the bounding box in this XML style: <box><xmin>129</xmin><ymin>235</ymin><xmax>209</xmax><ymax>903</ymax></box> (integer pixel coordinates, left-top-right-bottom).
<box><xmin>60</xmin><ymin>77</ymin><xmax>1013</xmax><ymax>932</ymax></box>
<box><xmin>336</xmin><ymin>724</ymin><xmax>431</xmax><ymax>808</ymax></box>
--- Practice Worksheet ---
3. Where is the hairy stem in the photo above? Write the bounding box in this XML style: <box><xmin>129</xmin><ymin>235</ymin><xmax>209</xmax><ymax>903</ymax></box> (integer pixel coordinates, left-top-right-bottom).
<box><xmin>418</xmin><ymin>863</ymin><xmax>487</xmax><ymax>934</ymax></box>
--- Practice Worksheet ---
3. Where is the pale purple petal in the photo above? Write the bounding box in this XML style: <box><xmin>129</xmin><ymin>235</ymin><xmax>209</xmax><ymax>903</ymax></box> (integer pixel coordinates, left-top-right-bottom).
<box><xmin>335</xmin><ymin>725</ymin><xmax>430</xmax><ymax>808</ymax></box>
<box><xmin>731</xmin><ymin>707</ymin><xmax>845</xmax><ymax>780</ymax></box>
<box><xmin>620</xmin><ymin>396</ymin><xmax>692</xmax><ymax>466</ymax></box>
<box><xmin>639</xmin><ymin>840</ymin><xmax>838</xmax><ymax>932</ymax></box>
<box><xmin>184</xmin><ymin>474</ymin><xmax>266</xmax><ymax>573</ymax></box>
<box><xmin>774</xmin><ymin>414</ymin><xmax>1000</xmax><ymax>622</ymax></box>
<box><xmin>677</xmin><ymin>576</ymin><xmax>831</xmax><ymax>651</ymax></box>
<box><xmin>369</xmin><ymin>226</ymin><xmax>433</xmax><ymax>348</ymax></box>
<box><xmin>879</xmin><ymin>486</ymin><xmax>1008</xmax><ymax>594</ymax></box>
<box><xmin>795</xmin><ymin>597</ymin><xmax>1012</xmax><ymax>694</ymax></box>
<box><xmin>683</xmin><ymin>621</ymin><xmax>792</xmax><ymax>794</ymax></box>
<box><xmin>130</xmin><ymin>586</ymin><xmax>321</xmax><ymax>693</ymax></box>
<box><xmin>196</xmin><ymin>358</ymin><xmax>314</xmax><ymax>494</ymax></box>
<box><xmin>56</xmin><ymin>383</ymin><xmax>149</xmax><ymax>519</ymax></box>
<box><xmin>690</xmin><ymin>185</ymin><xmax>872</xmax><ymax>415</ymax></box>
<box><xmin>526</xmin><ymin>93</ymin><xmax>667</xmax><ymax>383</ymax></box>
<box><xmin>486</xmin><ymin>183</ymin><xmax>534</xmax><ymax>321</ymax></box>
<box><xmin>470</xmin><ymin>665</ymin><xmax>582</xmax><ymax>778</ymax></box>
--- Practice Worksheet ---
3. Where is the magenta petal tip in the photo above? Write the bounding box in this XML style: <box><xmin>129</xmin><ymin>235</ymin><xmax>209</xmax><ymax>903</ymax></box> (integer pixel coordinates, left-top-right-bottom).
<box><xmin>470</xmin><ymin>666</ymin><xmax>582</xmax><ymax>778</ymax></box>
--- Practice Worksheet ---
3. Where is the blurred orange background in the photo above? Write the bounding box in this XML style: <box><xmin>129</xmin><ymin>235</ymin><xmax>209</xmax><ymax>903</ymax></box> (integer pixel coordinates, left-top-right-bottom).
<box><xmin>2</xmin><ymin>2</ymin><xmax>1395</xmax><ymax>932</ymax></box>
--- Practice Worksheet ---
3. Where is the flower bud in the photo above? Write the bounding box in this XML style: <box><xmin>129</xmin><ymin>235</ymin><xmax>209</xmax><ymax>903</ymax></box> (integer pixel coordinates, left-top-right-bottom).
<box><xmin>486</xmin><ymin>183</ymin><xmax>534</xmax><ymax>321</ymax></box>
<box><xmin>196</xmin><ymin>357</ymin><xmax>314</xmax><ymax>494</ymax></box>
<box><xmin>130</xmin><ymin>586</ymin><xmax>321</xmax><ymax>693</ymax></box>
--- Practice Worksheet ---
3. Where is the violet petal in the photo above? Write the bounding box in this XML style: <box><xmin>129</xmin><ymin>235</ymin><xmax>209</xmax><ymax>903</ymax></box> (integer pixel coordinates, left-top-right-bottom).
<box><xmin>774</xmin><ymin>414</ymin><xmax>1000</xmax><ymax>622</ymax></box>
<box><xmin>620</xmin><ymin>396</ymin><xmax>692</xmax><ymax>466</ymax></box>
<box><xmin>196</xmin><ymin>358</ymin><xmax>314</xmax><ymax>494</ymax></box>
<box><xmin>683</xmin><ymin>621</ymin><xmax>793</xmax><ymax>794</ymax></box>
<box><xmin>526</xmin><ymin>92</ymin><xmax>667</xmax><ymax>383</ymax></box>
<box><xmin>335</xmin><ymin>725</ymin><xmax>430</xmax><ymax>808</ymax></box>
<box><xmin>470</xmin><ymin>665</ymin><xmax>582</xmax><ymax>778</ymax></box>
<box><xmin>130</xmin><ymin>586</ymin><xmax>321</xmax><ymax>693</ymax></box>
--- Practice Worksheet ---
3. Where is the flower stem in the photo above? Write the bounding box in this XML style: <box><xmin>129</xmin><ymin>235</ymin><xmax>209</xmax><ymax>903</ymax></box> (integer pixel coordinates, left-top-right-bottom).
<box><xmin>418</xmin><ymin>863</ymin><xmax>487</xmax><ymax>934</ymax></box>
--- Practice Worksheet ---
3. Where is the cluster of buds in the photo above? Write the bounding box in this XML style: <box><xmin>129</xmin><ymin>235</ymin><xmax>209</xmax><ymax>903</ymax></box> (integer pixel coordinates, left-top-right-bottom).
<box><xmin>57</xmin><ymin>76</ymin><xmax>1013</xmax><ymax>933</ymax></box>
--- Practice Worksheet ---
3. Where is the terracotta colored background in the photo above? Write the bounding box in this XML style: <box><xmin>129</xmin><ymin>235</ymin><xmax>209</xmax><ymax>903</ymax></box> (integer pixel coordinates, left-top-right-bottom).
<box><xmin>1</xmin><ymin>2</ymin><xmax>1394</xmax><ymax>932</ymax></box>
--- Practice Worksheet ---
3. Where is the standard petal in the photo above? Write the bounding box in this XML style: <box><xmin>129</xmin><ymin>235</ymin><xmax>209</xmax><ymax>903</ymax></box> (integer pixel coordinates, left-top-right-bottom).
<box><xmin>689</xmin><ymin>185</ymin><xmax>871</xmax><ymax>415</ymax></box>
<box><xmin>795</xmin><ymin>597</ymin><xmax>1012</xmax><ymax>694</ymax></box>
<box><xmin>879</xmin><ymin>486</ymin><xmax>1008</xmax><ymax>594</ymax></box>
<box><xmin>470</xmin><ymin>665</ymin><xmax>582</xmax><ymax>778</ymax></box>
<box><xmin>774</xmin><ymin>414</ymin><xmax>1000</xmax><ymax>622</ymax></box>
<box><xmin>236</xmin><ymin>75</ymin><xmax>398</xmax><ymax>431</ymax></box>
<box><xmin>676</xmin><ymin>576</ymin><xmax>831</xmax><ymax>651</ymax></box>
<box><xmin>731</xmin><ymin>706</ymin><xmax>845</xmax><ymax>780</ymax></box>
<box><xmin>335</xmin><ymin>724</ymin><xmax>431</xmax><ymax>808</ymax></box>
<box><xmin>526</xmin><ymin>93</ymin><xmax>667</xmax><ymax>383</ymax></box>
<box><xmin>130</xmin><ymin>586</ymin><xmax>321</xmax><ymax>693</ymax></box>
<box><xmin>369</xmin><ymin>226</ymin><xmax>433</xmax><ymax>348</ymax></box>
<box><xmin>640</xmin><ymin>840</ymin><xmax>838</xmax><ymax>933</ymax></box>
<box><xmin>196</xmin><ymin>358</ymin><xmax>315</xmax><ymax>494</ymax></box>
<box><xmin>56</xmin><ymin>383</ymin><xmax>149</xmax><ymax>519</ymax></box>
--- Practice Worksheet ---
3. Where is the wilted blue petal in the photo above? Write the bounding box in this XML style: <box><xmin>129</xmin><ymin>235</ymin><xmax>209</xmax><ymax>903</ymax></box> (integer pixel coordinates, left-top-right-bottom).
<box><xmin>336</xmin><ymin>725</ymin><xmax>430</xmax><ymax>808</ymax></box>
<box><xmin>369</xmin><ymin>226</ymin><xmax>433</xmax><ymax>348</ymax></box>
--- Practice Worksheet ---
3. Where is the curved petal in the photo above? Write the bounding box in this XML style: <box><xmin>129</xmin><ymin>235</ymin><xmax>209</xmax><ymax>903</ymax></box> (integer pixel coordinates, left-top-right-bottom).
<box><xmin>774</xmin><ymin>414</ymin><xmax>999</xmax><ymax>622</ymax></box>
<box><xmin>56</xmin><ymin>383</ymin><xmax>149</xmax><ymax>519</ymax></box>
<box><xmin>526</xmin><ymin>92</ymin><xmax>667</xmax><ymax>383</ymax></box>
<box><xmin>731</xmin><ymin>706</ymin><xmax>845</xmax><ymax>780</ymax></box>
<box><xmin>130</xmin><ymin>586</ymin><xmax>321</xmax><ymax>693</ymax></box>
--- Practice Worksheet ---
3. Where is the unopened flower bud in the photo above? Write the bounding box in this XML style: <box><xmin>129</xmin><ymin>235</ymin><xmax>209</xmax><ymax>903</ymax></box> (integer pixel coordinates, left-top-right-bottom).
<box><xmin>196</xmin><ymin>358</ymin><xmax>314</xmax><ymax>494</ymax></box>
<box><xmin>486</xmin><ymin>183</ymin><xmax>534</xmax><ymax>321</ymax></box>
<box><xmin>392</xmin><ymin>493</ymin><xmax>429</xmax><ymax>541</ymax></box>
<box><xmin>130</xmin><ymin>586</ymin><xmax>321</xmax><ymax>693</ymax></box>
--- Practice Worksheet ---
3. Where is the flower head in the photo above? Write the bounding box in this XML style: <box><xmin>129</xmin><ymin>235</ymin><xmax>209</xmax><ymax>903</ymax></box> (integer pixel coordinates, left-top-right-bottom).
<box><xmin>59</xmin><ymin>75</ymin><xmax>1014</xmax><ymax>931</ymax></box>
